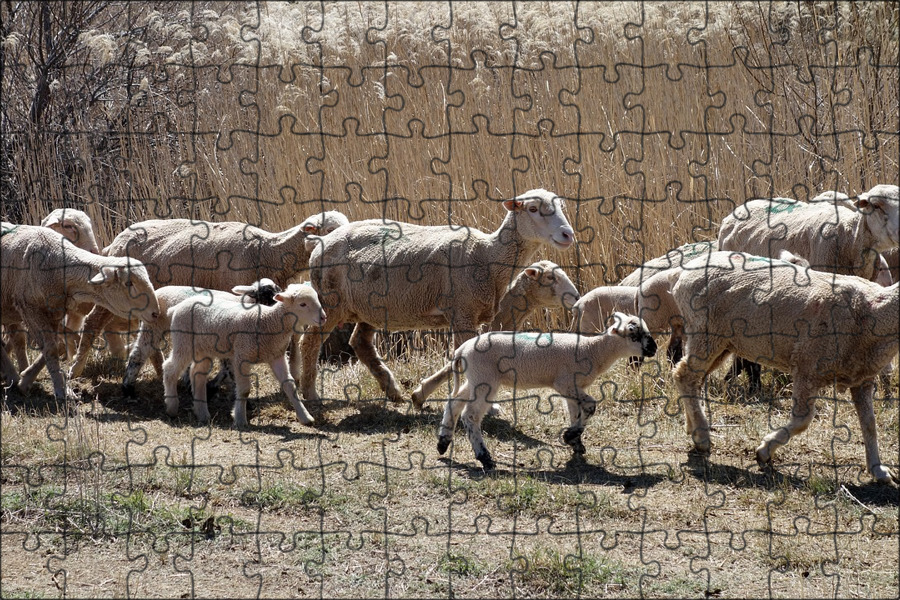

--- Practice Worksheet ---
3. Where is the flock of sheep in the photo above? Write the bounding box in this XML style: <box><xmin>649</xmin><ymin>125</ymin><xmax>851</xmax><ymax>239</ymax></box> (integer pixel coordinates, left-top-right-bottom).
<box><xmin>1</xmin><ymin>184</ymin><xmax>898</xmax><ymax>485</ymax></box>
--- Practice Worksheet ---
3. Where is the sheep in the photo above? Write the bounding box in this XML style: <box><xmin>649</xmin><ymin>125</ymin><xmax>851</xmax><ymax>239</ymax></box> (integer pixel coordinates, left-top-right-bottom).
<box><xmin>121</xmin><ymin>278</ymin><xmax>283</xmax><ymax>398</ymax></box>
<box><xmin>571</xmin><ymin>286</ymin><xmax>638</xmax><ymax>334</ymax></box>
<box><xmin>718</xmin><ymin>184</ymin><xmax>899</xmax><ymax>281</ymax></box>
<box><xmin>68</xmin><ymin>210</ymin><xmax>349</xmax><ymax>379</ymax></box>
<box><xmin>161</xmin><ymin>283</ymin><xmax>326</xmax><ymax>428</ymax></box>
<box><xmin>431</xmin><ymin>312</ymin><xmax>657</xmax><ymax>470</ymax></box>
<box><xmin>669</xmin><ymin>251</ymin><xmax>899</xmax><ymax>485</ymax></box>
<box><xmin>488</xmin><ymin>260</ymin><xmax>580</xmax><ymax>331</ymax></box>
<box><xmin>618</xmin><ymin>241</ymin><xmax>718</xmax><ymax>288</ymax></box>
<box><xmin>4</xmin><ymin>208</ymin><xmax>103</xmax><ymax>369</ymax></box>
<box><xmin>301</xmin><ymin>189</ymin><xmax>576</xmax><ymax>408</ymax></box>
<box><xmin>1</xmin><ymin>223</ymin><xmax>159</xmax><ymax>401</ymax></box>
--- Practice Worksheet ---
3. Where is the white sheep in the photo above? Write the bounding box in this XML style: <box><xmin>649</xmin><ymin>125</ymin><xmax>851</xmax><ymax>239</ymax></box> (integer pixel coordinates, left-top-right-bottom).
<box><xmin>161</xmin><ymin>283</ymin><xmax>326</xmax><ymax>427</ymax></box>
<box><xmin>488</xmin><ymin>260</ymin><xmax>580</xmax><ymax>331</ymax></box>
<box><xmin>618</xmin><ymin>241</ymin><xmax>718</xmax><ymax>288</ymax></box>
<box><xmin>1</xmin><ymin>223</ymin><xmax>159</xmax><ymax>401</ymax></box>
<box><xmin>718</xmin><ymin>184</ymin><xmax>899</xmax><ymax>281</ymax></box>
<box><xmin>4</xmin><ymin>208</ymin><xmax>103</xmax><ymax>369</ymax></box>
<box><xmin>431</xmin><ymin>313</ymin><xmax>657</xmax><ymax>469</ymax></box>
<box><xmin>571</xmin><ymin>286</ymin><xmax>638</xmax><ymax>334</ymax></box>
<box><xmin>121</xmin><ymin>279</ymin><xmax>283</xmax><ymax>398</ymax></box>
<box><xmin>669</xmin><ymin>251</ymin><xmax>899</xmax><ymax>485</ymax></box>
<box><xmin>68</xmin><ymin>210</ymin><xmax>349</xmax><ymax>379</ymax></box>
<box><xmin>302</xmin><ymin>189</ymin><xmax>575</xmax><ymax>408</ymax></box>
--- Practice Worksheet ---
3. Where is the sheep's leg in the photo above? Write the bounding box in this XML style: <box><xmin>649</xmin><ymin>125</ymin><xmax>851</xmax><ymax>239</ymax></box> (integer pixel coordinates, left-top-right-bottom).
<box><xmin>288</xmin><ymin>333</ymin><xmax>302</xmax><ymax>381</ymax></box>
<box><xmin>190</xmin><ymin>358</ymin><xmax>212</xmax><ymax>424</ymax></box>
<box><xmin>560</xmin><ymin>391</ymin><xmax>598</xmax><ymax>456</ymax></box>
<box><xmin>460</xmin><ymin>382</ymin><xmax>496</xmax><ymax>470</ymax></box>
<box><xmin>755</xmin><ymin>378</ymin><xmax>817</xmax><ymax>467</ymax></box>
<box><xmin>6</xmin><ymin>323</ymin><xmax>30</xmax><ymax>371</ymax></box>
<box><xmin>849</xmin><ymin>381</ymin><xmax>898</xmax><ymax>485</ymax></box>
<box><xmin>414</xmin><ymin>323</ymin><xmax>479</xmax><ymax>408</ymax></box>
<box><xmin>162</xmin><ymin>352</ymin><xmax>191</xmax><ymax>417</ymax></box>
<box><xmin>62</xmin><ymin>311</ymin><xmax>86</xmax><ymax>360</ymax></box>
<box><xmin>673</xmin><ymin>348</ymin><xmax>716</xmax><ymax>454</ymax></box>
<box><xmin>122</xmin><ymin>326</ymin><xmax>153</xmax><ymax>397</ymax></box>
<box><xmin>437</xmin><ymin>380</ymin><xmax>470</xmax><ymax>455</ymax></box>
<box><xmin>350</xmin><ymin>322</ymin><xmax>403</xmax><ymax>402</ymax></box>
<box><xmin>299</xmin><ymin>325</ymin><xmax>326</xmax><ymax>403</ymax></box>
<box><xmin>68</xmin><ymin>306</ymin><xmax>115</xmax><ymax>378</ymax></box>
<box><xmin>267</xmin><ymin>353</ymin><xmax>314</xmax><ymax>425</ymax></box>
<box><xmin>19</xmin><ymin>317</ymin><xmax>73</xmax><ymax>402</ymax></box>
<box><xmin>1</xmin><ymin>343</ymin><xmax>20</xmax><ymax>388</ymax></box>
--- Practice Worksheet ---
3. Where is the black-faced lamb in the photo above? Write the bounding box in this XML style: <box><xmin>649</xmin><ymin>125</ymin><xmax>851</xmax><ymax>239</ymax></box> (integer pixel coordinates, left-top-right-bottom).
<box><xmin>669</xmin><ymin>251</ymin><xmax>899</xmax><ymax>485</ymax></box>
<box><xmin>1</xmin><ymin>223</ymin><xmax>159</xmax><ymax>401</ymax></box>
<box><xmin>68</xmin><ymin>210</ymin><xmax>349</xmax><ymax>379</ymax></box>
<box><xmin>301</xmin><ymin>189</ymin><xmax>575</xmax><ymax>407</ymax></box>
<box><xmin>161</xmin><ymin>283</ymin><xmax>326</xmax><ymax>428</ymax></box>
<box><xmin>432</xmin><ymin>313</ymin><xmax>657</xmax><ymax>470</ymax></box>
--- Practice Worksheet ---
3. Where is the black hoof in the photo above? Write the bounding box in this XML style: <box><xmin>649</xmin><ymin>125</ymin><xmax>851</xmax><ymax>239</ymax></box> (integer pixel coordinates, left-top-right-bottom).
<box><xmin>437</xmin><ymin>436</ymin><xmax>451</xmax><ymax>455</ymax></box>
<box><xmin>121</xmin><ymin>383</ymin><xmax>136</xmax><ymax>398</ymax></box>
<box><xmin>477</xmin><ymin>453</ymin><xmax>495</xmax><ymax>470</ymax></box>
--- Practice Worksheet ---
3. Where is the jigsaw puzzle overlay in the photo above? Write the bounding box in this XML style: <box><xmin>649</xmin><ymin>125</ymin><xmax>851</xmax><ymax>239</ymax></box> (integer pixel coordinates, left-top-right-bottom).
<box><xmin>1</xmin><ymin>2</ymin><xmax>898</xmax><ymax>598</ymax></box>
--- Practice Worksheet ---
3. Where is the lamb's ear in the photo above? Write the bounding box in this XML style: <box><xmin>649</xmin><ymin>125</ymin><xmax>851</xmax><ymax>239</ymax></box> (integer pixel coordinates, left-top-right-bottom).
<box><xmin>502</xmin><ymin>199</ymin><xmax>523</xmax><ymax>212</ymax></box>
<box><xmin>231</xmin><ymin>284</ymin><xmax>251</xmax><ymax>295</ymax></box>
<box><xmin>42</xmin><ymin>214</ymin><xmax>62</xmax><ymax>228</ymax></box>
<box><xmin>524</xmin><ymin>267</ymin><xmax>540</xmax><ymax>280</ymax></box>
<box><xmin>89</xmin><ymin>265</ymin><xmax>118</xmax><ymax>285</ymax></box>
<box><xmin>607</xmin><ymin>312</ymin><xmax>628</xmax><ymax>336</ymax></box>
<box><xmin>302</xmin><ymin>222</ymin><xmax>319</xmax><ymax>234</ymax></box>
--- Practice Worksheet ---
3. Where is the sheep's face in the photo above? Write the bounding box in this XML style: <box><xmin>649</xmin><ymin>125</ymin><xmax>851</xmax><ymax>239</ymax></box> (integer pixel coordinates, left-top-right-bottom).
<box><xmin>277</xmin><ymin>283</ymin><xmax>327</xmax><ymax>330</ymax></box>
<box><xmin>611</xmin><ymin>312</ymin><xmax>657</xmax><ymax>358</ymax></box>
<box><xmin>503</xmin><ymin>189</ymin><xmax>575</xmax><ymax>250</ymax></box>
<box><xmin>301</xmin><ymin>210</ymin><xmax>350</xmax><ymax>236</ymax></box>
<box><xmin>525</xmin><ymin>261</ymin><xmax>580</xmax><ymax>310</ymax></box>
<box><xmin>42</xmin><ymin>209</ymin><xmax>101</xmax><ymax>254</ymax></box>
<box><xmin>856</xmin><ymin>184</ymin><xmax>899</xmax><ymax>249</ymax></box>
<box><xmin>89</xmin><ymin>263</ymin><xmax>160</xmax><ymax>324</ymax></box>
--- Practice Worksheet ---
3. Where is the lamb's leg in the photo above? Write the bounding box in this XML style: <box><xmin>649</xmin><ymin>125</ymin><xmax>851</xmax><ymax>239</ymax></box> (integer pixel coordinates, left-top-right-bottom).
<box><xmin>849</xmin><ymin>381</ymin><xmax>898</xmax><ymax>485</ymax></box>
<box><xmin>437</xmin><ymin>380</ymin><xmax>470</xmax><ymax>455</ymax></box>
<box><xmin>350</xmin><ymin>322</ymin><xmax>403</xmax><ymax>402</ymax></box>
<box><xmin>231</xmin><ymin>364</ymin><xmax>252</xmax><ymax>429</ymax></box>
<box><xmin>270</xmin><ymin>353</ymin><xmax>314</xmax><ymax>425</ymax></box>
<box><xmin>162</xmin><ymin>352</ymin><xmax>191</xmax><ymax>417</ymax></box>
<box><xmin>190</xmin><ymin>358</ymin><xmax>212</xmax><ymax>423</ymax></box>
<box><xmin>288</xmin><ymin>333</ymin><xmax>302</xmax><ymax>381</ymax></box>
<box><xmin>62</xmin><ymin>311</ymin><xmax>86</xmax><ymax>360</ymax></box>
<box><xmin>755</xmin><ymin>378</ymin><xmax>817</xmax><ymax>467</ymax></box>
<box><xmin>460</xmin><ymin>382</ymin><xmax>496</xmax><ymax>470</ymax></box>
<box><xmin>413</xmin><ymin>323</ymin><xmax>478</xmax><ymax>408</ymax></box>
<box><xmin>68</xmin><ymin>305</ymin><xmax>115</xmax><ymax>378</ymax></box>
<box><xmin>560</xmin><ymin>391</ymin><xmax>598</xmax><ymax>456</ymax></box>
<box><xmin>122</xmin><ymin>325</ymin><xmax>153</xmax><ymax>397</ymax></box>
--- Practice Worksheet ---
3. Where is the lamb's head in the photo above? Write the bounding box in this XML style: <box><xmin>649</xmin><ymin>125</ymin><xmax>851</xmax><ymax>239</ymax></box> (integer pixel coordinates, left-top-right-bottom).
<box><xmin>89</xmin><ymin>259</ymin><xmax>159</xmax><ymax>324</ymax></box>
<box><xmin>856</xmin><ymin>184</ymin><xmax>899</xmax><ymax>250</ymax></box>
<box><xmin>522</xmin><ymin>260</ymin><xmax>580</xmax><ymax>310</ymax></box>
<box><xmin>300</xmin><ymin>210</ymin><xmax>350</xmax><ymax>236</ymax></box>
<box><xmin>502</xmin><ymin>189</ymin><xmax>575</xmax><ymax>250</ymax></box>
<box><xmin>232</xmin><ymin>278</ymin><xmax>283</xmax><ymax>307</ymax></box>
<box><xmin>275</xmin><ymin>282</ymin><xmax>327</xmax><ymax>331</ymax></box>
<box><xmin>609</xmin><ymin>312</ymin><xmax>657</xmax><ymax>358</ymax></box>
<box><xmin>41</xmin><ymin>208</ymin><xmax>101</xmax><ymax>254</ymax></box>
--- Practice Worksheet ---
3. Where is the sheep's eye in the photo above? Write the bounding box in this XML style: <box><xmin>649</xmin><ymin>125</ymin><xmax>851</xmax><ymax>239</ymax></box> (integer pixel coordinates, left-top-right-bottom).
<box><xmin>299</xmin><ymin>302</ymin><xmax>307</xmax><ymax>307</ymax></box>
<box><xmin>528</xmin><ymin>206</ymin><xmax>538</xmax><ymax>213</ymax></box>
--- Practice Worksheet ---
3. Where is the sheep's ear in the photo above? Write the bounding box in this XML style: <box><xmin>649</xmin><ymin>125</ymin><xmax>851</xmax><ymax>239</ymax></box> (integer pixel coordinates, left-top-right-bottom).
<box><xmin>43</xmin><ymin>214</ymin><xmax>62</xmax><ymax>227</ymax></box>
<box><xmin>524</xmin><ymin>267</ymin><xmax>540</xmax><ymax>280</ymax></box>
<box><xmin>302</xmin><ymin>223</ymin><xmax>319</xmax><ymax>234</ymax></box>
<box><xmin>231</xmin><ymin>284</ymin><xmax>251</xmax><ymax>295</ymax></box>
<box><xmin>608</xmin><ymin>312</ymin><xmax>628</xmax><ymax>336</ymax></box>
<box><xmin>502</xmin><ymin>199</ymin><xmax>523</xmax><ymax>212</ymax></box>
<box><xmin>89</xmin><ymin>265</ymin><xmax>118</xmax><ymax>285</ymax></box>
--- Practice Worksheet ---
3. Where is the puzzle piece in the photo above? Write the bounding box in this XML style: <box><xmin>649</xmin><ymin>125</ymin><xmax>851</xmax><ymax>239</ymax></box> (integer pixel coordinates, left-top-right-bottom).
<box><xmin>1</xmin><ymin>3</ymin><xmax>898</xmax><ymax>598</ymax></box>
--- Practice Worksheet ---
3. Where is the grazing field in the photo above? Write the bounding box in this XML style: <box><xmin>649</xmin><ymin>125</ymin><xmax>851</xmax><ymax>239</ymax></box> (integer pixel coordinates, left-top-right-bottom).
<box><xmin>1</xmin><ymin>1</ymin><xmax>898</xmax><ymax>598</ymax></box>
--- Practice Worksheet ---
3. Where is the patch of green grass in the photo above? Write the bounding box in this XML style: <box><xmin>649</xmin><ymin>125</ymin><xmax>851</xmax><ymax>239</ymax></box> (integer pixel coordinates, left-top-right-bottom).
<box><xmin>645</xmin><ymin>575</ymin><xmax>708</xmax><ymax>597</ymax></box>
<box><xmin>240</xmin><ymin>482</ymin><xmax>321</xmax><ymax>511</ymax></box>
<box><xmin>439</xmin><ymin>550</ymin><xmax>484</xmax><ymax>577</ymax></box>
<box><xmin>510</xmin><ymin>547</ymin><xmax>629</xmax><ymax>595</ymax></box>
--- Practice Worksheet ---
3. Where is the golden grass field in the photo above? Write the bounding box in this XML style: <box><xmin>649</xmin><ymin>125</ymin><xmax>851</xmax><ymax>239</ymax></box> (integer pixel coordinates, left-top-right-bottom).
<box><xmin>1</xmin><ymin>1</ymin><xmax>898</xmax><ymax>598</ymax></box>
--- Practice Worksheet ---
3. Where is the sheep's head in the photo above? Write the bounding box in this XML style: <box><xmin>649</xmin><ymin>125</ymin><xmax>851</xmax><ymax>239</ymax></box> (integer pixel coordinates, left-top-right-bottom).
<box><xmin>41</xmin><ymin>208</ymin><xmax>101</xmax><ymax>254</ymax></box>
<box><xmin>89</xmin><ymin>260</ymin><xmax>159</xmax><ymax>324</ymax></box>
<box><xmin>300</xmin><ymin>210</ymin><xmax>350</xmax><ymax>236</ymax></box>
<box><xmin>609</xmin><ymin>312</ymin><xmax>657</xmax><ymax>358</ymax></box>
<box><xmin>856</xmin><ymin>184</ymin><xmax>899</xmax><ymax>250</ymax></box>
<box><xmin>503</xmin><ymin>189</ymin><xmax>575</xmax><ymax>250</ymax></box>
<box><xmin>275</xmin><ymin>282</ymin><xmax>327</xmax><ymax>330</ymax></box>
<box><xmin>522</xmin><ymin>260</ymin><xmax>580</xmax><ymax>310</ymax></box>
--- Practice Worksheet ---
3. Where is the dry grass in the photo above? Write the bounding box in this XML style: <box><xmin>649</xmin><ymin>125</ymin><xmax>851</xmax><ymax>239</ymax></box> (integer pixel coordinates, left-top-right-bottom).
<box><xmin>2</xmin><ymin>2</ymin><xmax>899</xmax><ymax>597</ymax></box>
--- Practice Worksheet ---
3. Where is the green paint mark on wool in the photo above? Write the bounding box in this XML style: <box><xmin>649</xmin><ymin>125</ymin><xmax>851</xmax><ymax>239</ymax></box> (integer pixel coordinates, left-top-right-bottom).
<box><xmin>514</xmin><ymin>332</ymin><xmax>553</xmax><ymax>347</ymax></box>
<box><xmin>766</xmin><ymin>199</ymin><xmax>802</xmax><ymax>214</ymax></box>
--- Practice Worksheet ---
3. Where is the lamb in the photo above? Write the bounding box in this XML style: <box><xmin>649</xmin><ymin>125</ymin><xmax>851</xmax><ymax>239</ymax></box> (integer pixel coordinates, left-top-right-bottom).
<box><xmin>302</xmin><ymin>189</ymin><xmax>575</xmax><ymax>408</ymax></box>
<box><xmin>432</xmin><ymin>313</ymin><xmax>657</xmax><ymax>470</ymax></box>
<box><xmin>121</xmin><ymin>279</ymin><xmax>283</xmax><ymax>398</ymax></box>
<box><xmin>488</xmin><ymin>260</ymin><xmax>580</xmax><ymax>331</ymax></box>
<box><xmin>68</xmin><ymin>210</ymin><xmax>349</xmax><ymax>379</ymax></box>
<box><xmin>669</xmin><ymin>251</ymin><xmax>899</xmax><ymax>485</ymax></box>
<box><xmin>162</xmin><ymin>283</ymin><xmax>326</xmax><ymax>427</ymax></box>
<box><xmin>1</xmin><ymin>223</ymin><xmax>159</xmax><ymax>401</ymax></box>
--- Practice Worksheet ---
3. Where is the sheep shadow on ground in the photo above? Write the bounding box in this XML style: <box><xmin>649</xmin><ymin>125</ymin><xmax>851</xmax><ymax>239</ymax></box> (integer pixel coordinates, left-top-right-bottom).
<box><xmin>1</xmin><ymin>385</ymin><xmax>76</xmax><ymax>417</ymax></box>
